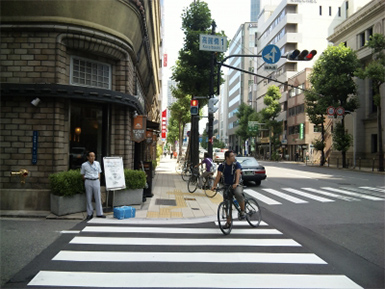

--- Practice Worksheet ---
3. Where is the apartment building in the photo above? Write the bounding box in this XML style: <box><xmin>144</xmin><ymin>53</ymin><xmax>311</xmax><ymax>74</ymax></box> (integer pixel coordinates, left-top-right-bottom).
<box><xmin>254</xmin><ymin>0</ymin><xmax>371</xmax><ymax>159</ymax></box>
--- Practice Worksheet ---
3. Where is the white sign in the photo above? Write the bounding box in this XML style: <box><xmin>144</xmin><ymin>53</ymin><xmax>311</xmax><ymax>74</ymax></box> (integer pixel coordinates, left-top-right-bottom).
<box><xmin>264</xmin><ymin>64</ymin><xmax>277</xmax><ymax>70</ymax></box>
<box><xmin>103</xmin><ymin>157</ymin><xmax>126</xmax><ymax>191</ymax></box>
<box><xmin>199</xmin><ymin>34</ymin><xmax>227</xmax><ymax>52</ymax></box>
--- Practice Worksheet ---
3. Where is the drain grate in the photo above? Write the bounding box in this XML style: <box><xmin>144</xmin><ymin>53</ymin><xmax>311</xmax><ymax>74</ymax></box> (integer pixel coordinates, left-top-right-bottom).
<box><xmin>155</xmin><ymin>199</ymin><xmax>177</xmax><ymax>206</ymax></box>
<box><xmin>184</xmin><ymin>198</ymin><xmax>197</xmax><ymax>201</ymax></box>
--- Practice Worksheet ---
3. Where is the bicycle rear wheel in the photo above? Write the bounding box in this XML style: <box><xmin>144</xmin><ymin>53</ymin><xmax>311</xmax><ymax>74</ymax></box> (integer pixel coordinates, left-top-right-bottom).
<box><xmin>187</xmin><ymin>176</ymin><xmax>198</xmax><ymax>193</ymax></box>
<box><xmin>203</xmin><ymin>177</ymin><xmax>217</xmax><ymax>198</ymax></box>
<box><xmin>217</xmin><ymin>201</ymin><xmax>232</xmax><ymax>235</ymax></box>
<box><xmin>245</xmin><ymin>198</ymin><xmax>262</xmax><ymax>227</ymax></box>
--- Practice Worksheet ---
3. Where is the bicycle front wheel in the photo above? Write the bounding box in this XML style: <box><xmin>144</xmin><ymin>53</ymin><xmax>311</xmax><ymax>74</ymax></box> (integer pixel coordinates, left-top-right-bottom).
<box><xmin>181</xmin><ymin>168</ymin><xmax>192</xmax><ymax>181</ymax></box>
<box><xmin>203</xmin><ymin>177</ymin><xmax>217</xmax><ymax>198</ymax></box>
<box><xmin>187</xmin><ymin>176</ymin><xmax>198</xmax><ymax>193</ymax></box>
<box><xmin>245</xmin><ymin>198</ymin><xmax>262</xmax><ymax>227</ymax></box>
<box><xmin>175</xmin><ymin>163</ymin><xmax>183</xmax><ymax>174</ymax></box>
<box><xmin>217</xmin><ymin>201</ymin><xmax>232</xmax><ymax>235</ymax></box>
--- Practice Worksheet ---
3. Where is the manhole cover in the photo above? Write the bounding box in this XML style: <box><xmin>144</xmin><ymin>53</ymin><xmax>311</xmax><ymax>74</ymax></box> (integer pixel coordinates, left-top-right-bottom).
<box><xmin>155</xmin><ymin>199</ymin><xmax>177</xmax><ymax>206</ymax></box>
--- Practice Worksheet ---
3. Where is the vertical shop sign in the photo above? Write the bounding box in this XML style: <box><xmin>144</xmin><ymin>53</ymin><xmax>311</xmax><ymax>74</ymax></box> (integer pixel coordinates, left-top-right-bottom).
<box><xmin>299</xmin><ymin>123</ymin><xmax>304</xmax><ymax>140</ymax></box>
<box><xmin>146</xmin><ymin>130</ymin><xmax>153</xmax><ymax>144</ymax></box>
<box><xmin>32</xmin><ymin>131</ymin><xmax>38</xmax><ymax>164</ymax></box>
<box><xmin>132</xmin><ymin>115</ymin><xmax>147</xmax><ymax>143</ymax></box>
<box><xmin>161</xmin><ymin>109</ymin><xmax>167</xmax><ymax>140</ymax></box>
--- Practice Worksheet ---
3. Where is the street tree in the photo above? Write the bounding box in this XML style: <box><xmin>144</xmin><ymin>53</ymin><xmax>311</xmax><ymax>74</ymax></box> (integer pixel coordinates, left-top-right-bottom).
<box><xmin>305</xmin><ymin>88</ymin><xmax>329</xmax><ymax>166</ymax></box>
<box><xmin>166</xmin><ymin>117</ymin><xmax>179</xmax><ymax>153</ymax></box>
<box><xmin>235</xmin><ymin>102</ymin><xmax>256</xmax><ymax>154</ymax></box>
<box><xmin>260</xmin><ymin>86</ymin><xmax>282</xmax><ymax>160</ymax></box>
<box><xmin>308</xmin><ymin>43</ymin><xmax>360</xmax><ymax>168</ymax></box>
<box><xmin>355</xmin><ymin>33</ymin><xmax>385</xmax><ymax>172</ymax></box>
<box><xmin>169</xmin><ymin>86</ymin><xmax>192</xmax><ymax>158</ymax></box>
<box><xmin>171</xmin><ymin>0</ymin><xmax>227</xmax><ymax>165</ymax></box>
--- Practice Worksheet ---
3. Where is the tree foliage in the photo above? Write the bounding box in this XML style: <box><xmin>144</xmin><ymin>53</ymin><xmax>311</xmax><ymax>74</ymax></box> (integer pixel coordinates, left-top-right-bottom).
<box><xmin>171</xmin><ymin>0</ymin><xmax>226</xmax><ymax>102</ymax></box>
<box><xmin>260</xmin><ymin>86</ymin><xmax>282</xmax><ymax>160</ymax></box>
<box><xmin>306</xmin><ymin>43</ymin><xmax>360</xmax><ymax>167</ymax></box>
<box><xmin>235</xmin><ymin>102</ymin><xmax>256</xmax><ymax>142</ymax></box>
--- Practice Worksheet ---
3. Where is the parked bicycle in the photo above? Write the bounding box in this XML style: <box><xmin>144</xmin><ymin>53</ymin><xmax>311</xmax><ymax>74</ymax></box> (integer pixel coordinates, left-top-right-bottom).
<box><xmin>216</xmin><ymin>184</ymin><xmax>262</xmax><ymax>235</ymax></box>
<box><xmin>181</xmin><ymin>162</ymin><xmax>194</xmax><ymax>181</ymax></box>
<box><xmin>187</xmin><ymin>167</ymin><xmax>217</xmax><ymax>198</ymax></box>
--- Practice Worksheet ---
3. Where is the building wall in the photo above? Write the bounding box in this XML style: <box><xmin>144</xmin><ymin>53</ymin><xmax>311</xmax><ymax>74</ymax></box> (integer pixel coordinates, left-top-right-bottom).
<box><xmin>0</xmin><ymin>0</ymin><xmax>161</xmax><ymax>210</ymax></box>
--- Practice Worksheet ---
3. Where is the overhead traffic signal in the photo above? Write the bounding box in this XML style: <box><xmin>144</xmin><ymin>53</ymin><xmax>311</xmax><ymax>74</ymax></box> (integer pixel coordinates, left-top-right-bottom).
<box><xmin>190</xmin><ymin>99</ymin><xmax>199</xmax><ymax>116</ymax></box>
<box><xmin>286</xmin><ymin>49</ymin><xmax>317</xmax><ymax>61</ymax></box>
<box><xmin>208</xmin><ymin>97</ymin><xmax>219</xmax><ymax>114</ymax></box>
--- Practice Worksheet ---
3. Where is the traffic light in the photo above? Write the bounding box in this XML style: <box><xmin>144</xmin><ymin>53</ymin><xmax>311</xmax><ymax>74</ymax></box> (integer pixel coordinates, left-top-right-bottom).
<box><xmin>208</xmin><ymin>97</ymin><xmax>219</xmax><ymax>114</ymax></box>
<box><xmin>305</xmin><ymin>50</ymin><xmax>317</xmax><ymax>60</ymax></box>
<box><xmin>286</xmin><ymin>49</ymin><xmax>317</xmax><ymax>61</ymax></box>
<box><xmin>190</xmin><ymin>99</ymin><xmax>199</xmax><ymax>115</ymax></box>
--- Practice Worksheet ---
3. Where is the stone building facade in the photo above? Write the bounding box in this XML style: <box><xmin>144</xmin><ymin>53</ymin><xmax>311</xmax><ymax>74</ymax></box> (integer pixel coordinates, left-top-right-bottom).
<box><xmin>0</xmin><ymin>0</ymin><xmax>162</xmax><ymax>210</ymax></box>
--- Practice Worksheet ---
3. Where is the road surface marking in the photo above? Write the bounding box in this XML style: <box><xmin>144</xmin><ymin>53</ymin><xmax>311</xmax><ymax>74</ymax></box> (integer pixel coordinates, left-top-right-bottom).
<box><xmin>282</xmin><ymin>188</ymin><xmax>334</xmax><ymax>203</ymax></box>
<box><xmin>28</xmin><ymin>271</ymin><xmax>363</xmax><ymax>288</ymax></box>
<box><xmin>244</xmin><ymin>189</ymin><xmax>282</xmax><ymax>205</ymax></box>
<box><xmin>302</xmin><ymin>188</ymin><xmax>358</xmax><ymax>201</ymax></box>
<box><xmin>321</xmin><ymin>187</ymin><xmax>384</xmax><ymax>201</ymax></box>
<box><xmin>262</xmin><ymin>189</ymin><xmax>308</xmax><ymax>204</ymax></box>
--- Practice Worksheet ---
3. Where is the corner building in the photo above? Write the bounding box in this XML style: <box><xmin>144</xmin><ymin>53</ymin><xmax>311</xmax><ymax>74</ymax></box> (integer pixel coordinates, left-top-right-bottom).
<box><xmin>0</xmin><ymin>0</ymin><xmax>162</xmax><ymax>210</ymax></box>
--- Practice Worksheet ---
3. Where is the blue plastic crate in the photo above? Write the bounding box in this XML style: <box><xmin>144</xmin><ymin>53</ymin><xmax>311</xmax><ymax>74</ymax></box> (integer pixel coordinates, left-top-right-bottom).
<box><xmin>113</xmin><ymin>206</ymin><xmax>136</xmax><ymax>220</ymax></box>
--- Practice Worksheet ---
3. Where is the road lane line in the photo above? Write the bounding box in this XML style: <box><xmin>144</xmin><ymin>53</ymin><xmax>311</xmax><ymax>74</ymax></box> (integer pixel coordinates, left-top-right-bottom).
<box><xmin>302</xmin><ymin>188</ymin><xmax>358</xmax><ymax>201</ymax></box>
<box><xmin>282</xmin><ymin>188</ymin><xmax>334</xmax><ymax>203</ymax></box>
<box><xmin>28</xmin><ymin>271</ymin><xmax>363</xmax><ymax>288</ymax></box>
<box><xmin>321</xmin><ymin>187</ymin><xmax>384</xmax><ymax>201</ymax></box>
<box><xmin>82</xmin><ymin>226</ymin><xmax>281</xmax><ymax>235</ymax></box>
<box><xmin>262</xmin><ymin>189</ymin><xmax>308</xmax><ymax>204</ymax></box>
<box><xmin>69</xmin><ymin>236</ymin><xmax>301</xmax><ymax>247</ymax></box>
<box><xmin>53</xmin><ymin>251</ymin><xmax>327</xmax><ymax>264</ymax></box>
<box><xmin>244</xmin><ymin>189</ymin><xmax>282</xmax><ymax>205</ymax></box>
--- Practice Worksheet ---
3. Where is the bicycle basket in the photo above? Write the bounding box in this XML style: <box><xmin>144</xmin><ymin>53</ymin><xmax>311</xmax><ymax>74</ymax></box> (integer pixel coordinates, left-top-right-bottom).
<box><xmin>192</xmin><ymin>167</ymin><xmax>199</xmax><ymax>177</ymax></box>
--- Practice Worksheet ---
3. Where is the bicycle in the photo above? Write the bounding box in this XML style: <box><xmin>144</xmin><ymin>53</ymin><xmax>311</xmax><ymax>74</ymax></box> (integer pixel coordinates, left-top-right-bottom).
<box><xmin>181</xmin><ymin>162</ymin><xmax>193</xmax><ymax>181</ymax></box>
<box><xmin>187</xmin><ymin>167</ymin><xmax>218</xmax><ymax>198</ymax></box>
<box><xmin>216</xmin><ymin>184</ymin><xmax>262</xmax><ymax>235</ymax></box>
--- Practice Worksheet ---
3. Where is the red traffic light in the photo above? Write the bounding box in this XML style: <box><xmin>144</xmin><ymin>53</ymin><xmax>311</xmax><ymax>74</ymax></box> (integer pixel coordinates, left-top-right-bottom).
<box><xmin>190</xmin><ymin>99</ymin><xmax>198</xmax><ymax>106</ymax></box>
<box><xmin>305</xmin><ymin>50</ymin><xmax>317</xmax><ymax>60</ymax></box>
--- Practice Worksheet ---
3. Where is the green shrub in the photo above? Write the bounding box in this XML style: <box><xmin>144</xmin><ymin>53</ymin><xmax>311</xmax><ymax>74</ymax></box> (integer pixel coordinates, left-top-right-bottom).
<box><xmin>124</xmin><ymin>169</ymin><xmax>146</xmax><ymax>189</ymax></box>
<box><xmin>49</xmin><ymin>170</ymin><xmax>85</xmax><ymax>197</ymax></box>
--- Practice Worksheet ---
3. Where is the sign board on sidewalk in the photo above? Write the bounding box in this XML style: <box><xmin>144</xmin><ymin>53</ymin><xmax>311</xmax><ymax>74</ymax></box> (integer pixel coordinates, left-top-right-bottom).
<box><xmin>199</xmin><ymin>34</ymin><xmax>227</xmax><ymax>52</ymax></box>
<box><xmin>103</xmin><ymin>157</ymin><xmax>126</xmax><ymax>191</ymax></box>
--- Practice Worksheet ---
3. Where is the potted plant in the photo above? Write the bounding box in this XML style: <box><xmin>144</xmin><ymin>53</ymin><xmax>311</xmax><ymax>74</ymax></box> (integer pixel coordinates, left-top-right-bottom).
<box><xmin>113</xmin><ymin>169</ymin><xmax>146</xmax><ymax>206</ymax></box>
<box><xmin>49</xmin><ymin>170</ymin><xmax>86</xmax><ymax>216</ymax></box>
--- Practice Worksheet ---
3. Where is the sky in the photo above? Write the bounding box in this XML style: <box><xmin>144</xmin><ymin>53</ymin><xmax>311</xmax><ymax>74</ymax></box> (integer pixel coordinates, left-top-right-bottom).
<box><xmin>161</xmin><ymin>0</ymin><xmax>251</xmax><ymax>109</ymax></box>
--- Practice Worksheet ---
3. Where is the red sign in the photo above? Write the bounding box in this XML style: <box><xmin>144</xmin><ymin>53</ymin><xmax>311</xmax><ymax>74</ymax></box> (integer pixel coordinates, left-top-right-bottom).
<box><xmin>163</xmin><ymin>54</ymin><xmax>168</xmax><ymax>67</ymax></box>
<box><xmin>161</xmin><ymin>109</ymin><xmax>167</xmax><ymax>139</ymax></box>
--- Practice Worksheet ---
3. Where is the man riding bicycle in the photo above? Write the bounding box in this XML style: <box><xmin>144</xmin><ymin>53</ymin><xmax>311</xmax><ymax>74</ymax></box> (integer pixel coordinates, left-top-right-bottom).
<box><xmin>195</xmin><ymin>153</ymin><xmax>215</xmax><ymax>188</ymax></box>
<box><xmin>211</xmin><ymin>150</ymin><xmax>245</xmax><ymax>224</ymax></box>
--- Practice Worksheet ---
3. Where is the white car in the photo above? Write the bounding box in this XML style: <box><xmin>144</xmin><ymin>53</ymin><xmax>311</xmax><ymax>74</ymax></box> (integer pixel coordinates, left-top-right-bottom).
<box><xmin>213</xmin><ymin>148</ymin><xmax>227</xmax><ymax>163</ymax></box>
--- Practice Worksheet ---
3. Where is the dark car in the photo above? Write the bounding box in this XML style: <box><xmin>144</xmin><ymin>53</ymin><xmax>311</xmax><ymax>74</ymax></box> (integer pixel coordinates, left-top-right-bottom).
<box><xmin>236</xmin><ymin>157</ymin><xmax>267</xmax><ymax>186</ymax></box>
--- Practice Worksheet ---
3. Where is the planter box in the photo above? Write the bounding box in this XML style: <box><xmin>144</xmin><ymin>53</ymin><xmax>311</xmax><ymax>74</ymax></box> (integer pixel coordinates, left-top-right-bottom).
<box><xmin>50</xmin><ymin>193</ymin><xmax>86</xmax><ymax>216</ymax></box>
<box><xmin>113</xmin><ymin>189</ymin><xmax>143</xmax><ymax>206</ymax></box>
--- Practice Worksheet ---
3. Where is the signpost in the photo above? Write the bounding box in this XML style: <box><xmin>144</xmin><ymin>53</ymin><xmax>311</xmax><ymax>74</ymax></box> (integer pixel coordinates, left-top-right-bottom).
<box><xmin>327</xmin><ymin>106</ymin><xmax>335</xmax><ymax>119</ymax></box>
<box><xmin>248</xmin><ymin>121</ymin><xmax>259</xmax><ymax>133</ymax></box>
<box><xmin>199</xmin><ymin>34</ymin><xmax>227</xmax><ymax>52</ymax></box>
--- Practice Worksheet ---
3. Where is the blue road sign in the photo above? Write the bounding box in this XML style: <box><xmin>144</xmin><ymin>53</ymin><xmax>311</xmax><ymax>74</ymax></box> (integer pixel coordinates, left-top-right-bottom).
<box><xmin>262</xmin><ymin>44</ymin><xmax>281</xmax><ymax>64</ymax></box>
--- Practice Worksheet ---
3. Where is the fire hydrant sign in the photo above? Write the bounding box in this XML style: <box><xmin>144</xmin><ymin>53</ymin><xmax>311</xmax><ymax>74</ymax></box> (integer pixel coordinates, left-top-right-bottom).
<box><xmin>103</xmin><ymin>157</ymin><xmax>126</xmax><ymax>191</ymax></box>
<box><xmin>199</xmin><ymin>34</ymin><xmax>227</xmax><ymax>52</ymax></box>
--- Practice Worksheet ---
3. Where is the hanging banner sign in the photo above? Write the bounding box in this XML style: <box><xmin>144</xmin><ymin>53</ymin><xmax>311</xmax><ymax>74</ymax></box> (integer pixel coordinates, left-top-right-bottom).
<box><xmin>161</xmin><ymin>109</ymin><xmax>167</xmax><ymax>140</ymax></box>
<box><xmin>146</xmin><ymin>130</ymin><xmax>153</xmax><ymax>144</ymax></box>
<box><xmin>132</xmin><ymin>115</ymin><xmax>147</xmax><ymax>143</ymax></box>
<box><xmin>152</xmin><ymin>132</ymin><xmax>157</xmax><ymax>146</ymax></box>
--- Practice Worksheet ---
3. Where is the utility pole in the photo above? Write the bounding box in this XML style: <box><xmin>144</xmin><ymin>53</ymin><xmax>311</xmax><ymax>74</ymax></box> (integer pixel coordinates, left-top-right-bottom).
<box><xmin>208</xmin><ymin>20</ymin><xmax>216</xmax><ymax>159</ymax></box>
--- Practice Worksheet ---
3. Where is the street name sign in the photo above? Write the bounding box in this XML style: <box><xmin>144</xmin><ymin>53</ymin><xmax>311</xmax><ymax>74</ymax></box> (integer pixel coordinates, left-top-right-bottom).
<box><xmin>199</xmin><ymin>34</ymin><xmax>227</xmax><ymax>52</ymax></box>
<box><xmin>262</xmin><ymin>44</ymin><xmax>281</xmax><ymax>64</ymax></box>
<box><xmin>264</xmin><ymin>64</ymin><xmax>277</xmax><ymax>70</ymax></box>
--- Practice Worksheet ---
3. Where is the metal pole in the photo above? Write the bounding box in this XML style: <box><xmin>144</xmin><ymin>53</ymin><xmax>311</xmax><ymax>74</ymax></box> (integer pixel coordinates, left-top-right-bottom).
<box><xmin>208</xmin><ymin>20</ymin><xmax>216</xmax><ymax>159</ymax></box>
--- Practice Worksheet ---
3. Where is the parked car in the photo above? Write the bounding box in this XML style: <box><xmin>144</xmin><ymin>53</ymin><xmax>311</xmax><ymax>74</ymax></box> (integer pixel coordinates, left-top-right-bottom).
<box><xmin>236</xmin><ymin>156</ymin><xmax>266</xmax><ymax>186</ymax></box>
<box><xmin>213</xmin><ymin>148</ymin><xmax>227</xmax><ymax>163</ymax></box>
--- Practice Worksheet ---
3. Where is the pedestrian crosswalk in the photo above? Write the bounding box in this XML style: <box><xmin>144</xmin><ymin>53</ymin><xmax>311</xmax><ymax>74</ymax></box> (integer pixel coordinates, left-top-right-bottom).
<box><xmin>28</xmin><ymin>219</ymin><xmax>363</xmax><ymax>288</ymax></box>
<box><xmin>245</xmin><ymin>186</ymin><xmax>385</xmax><ymax>206</ymax></box>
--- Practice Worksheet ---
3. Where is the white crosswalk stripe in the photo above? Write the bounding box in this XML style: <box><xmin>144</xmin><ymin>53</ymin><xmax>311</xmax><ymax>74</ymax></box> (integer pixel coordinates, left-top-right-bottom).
<box><xmin>27</xmin><ymin>221</ymin><xmax>363</xmax><ymax>288</ymax></box>
<box><xmin>244</xmin><ymin>186</ymin><xmax>385</xmax><ymax>206</ymax></box>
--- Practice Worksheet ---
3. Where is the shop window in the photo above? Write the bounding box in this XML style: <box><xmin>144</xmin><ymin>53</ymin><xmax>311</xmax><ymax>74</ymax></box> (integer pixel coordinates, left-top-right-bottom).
<box><xmin>71</xmin><ymin>56</ymin><xmax>111</xmax><ymax>89</ymax></box>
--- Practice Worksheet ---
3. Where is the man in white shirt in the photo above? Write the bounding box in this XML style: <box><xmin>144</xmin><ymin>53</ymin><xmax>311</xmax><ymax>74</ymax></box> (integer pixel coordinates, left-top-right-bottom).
<box><xmin>80</xmin><ymin>152</ymin><xmax>105</xmax><ymax>220</ymax></box>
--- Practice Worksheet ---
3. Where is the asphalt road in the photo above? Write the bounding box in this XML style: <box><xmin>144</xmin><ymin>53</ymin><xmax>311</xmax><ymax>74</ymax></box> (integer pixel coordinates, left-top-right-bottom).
<box><xmin>0</xmin><ymin>218</ymin><xmax>80</xmax><ymax>287</ymax></box>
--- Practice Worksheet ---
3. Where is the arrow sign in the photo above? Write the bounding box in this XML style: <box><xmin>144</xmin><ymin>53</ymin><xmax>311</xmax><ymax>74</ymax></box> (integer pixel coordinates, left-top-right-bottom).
<box><xmin>262</xmin><ymin>44</ymin><xmax>281</xmax><ymax>64</ymax></box>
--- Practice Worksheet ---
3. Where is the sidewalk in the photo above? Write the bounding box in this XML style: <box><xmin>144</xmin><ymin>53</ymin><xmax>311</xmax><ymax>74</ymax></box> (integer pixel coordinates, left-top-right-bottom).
<box><xmin>0</xmin><ymin>156</ymin><xmax>222</xmax><ymax>221</ymax></box>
